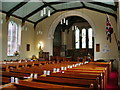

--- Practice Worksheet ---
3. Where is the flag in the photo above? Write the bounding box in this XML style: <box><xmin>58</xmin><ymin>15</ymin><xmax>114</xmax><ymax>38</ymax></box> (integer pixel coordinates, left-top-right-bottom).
<box><xmin>106</xmin><ymin>15</ymin><xmax>113</xmax><ymax>43</ymax></box>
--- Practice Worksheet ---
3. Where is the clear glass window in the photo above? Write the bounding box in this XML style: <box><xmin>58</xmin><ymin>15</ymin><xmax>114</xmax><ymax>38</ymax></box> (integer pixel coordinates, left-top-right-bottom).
<box><xmin>82</xmin><ymin>28</ymin><xmax>86</xmax><ymax>48</ymax></box>
<box><xmin>88</xmin><ymin>28</ymin><xmax>93</xmax><ymax>48</ymax></box>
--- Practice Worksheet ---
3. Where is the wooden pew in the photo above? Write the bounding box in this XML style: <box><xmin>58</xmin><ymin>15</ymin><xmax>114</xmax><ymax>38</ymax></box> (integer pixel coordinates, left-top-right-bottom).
<box><xmin>10</xmin><ymin>62</ymin><xmax>79</xmax><ymax>75</ymax></box>
<box><xmin>50</xmin><ymin>72</ymin><xmax>101</xmax><ymax>79</ymax></box>
<box><xmin>1</xmin><ymin>71</ymin><xmax>30</xmax><ymax>79</ymax></box>
<box><xmin>33</xmin><ymin>76</ymin><xmax>98</xmax><ymax>89</ymax></box>
<box><xmin>1</xmin><ymin>61</ymin><xmax>108</xmax><ymax>90</ymax></box>
<box><xmin>10</xmin><ymin>61</ymin><xmax>107</xmax><ymax>89</ymax></box>
<box><xmin>49</xmin><ymin>72</ymin><xmax>102</xmax><ymax>89</ymax></box>
<box><xmin>5</xmin><ymin>60</ymin><xmax>71</xmax><ymax>71</ymax></box>
<box><xmin>89</xmin><ymin>62</ymin><xmax>111</xmax><ymax>77</ymax></box>
<box><xmin>14</xmin><ymin>80</ymin><xmax>92</xmax><ymax>89</ymax></box>
<box><xmin>1</xmin><ymin>61</ymin><xmax>47</xmax><ymax>72</ymax></box>
<box><xmin>0</xmin><ymin>76</ymin><xmax>11</xmax><ymax>85</ymax></box>
<box><xmin>64</xmin><ymin>66</ymin><xmax>107</xmax><ymax>88</ymax></box>
<box><xmin>89</xmin><ymin>62</ymin><xmax>111</xmax><ymax>84</ymax></box>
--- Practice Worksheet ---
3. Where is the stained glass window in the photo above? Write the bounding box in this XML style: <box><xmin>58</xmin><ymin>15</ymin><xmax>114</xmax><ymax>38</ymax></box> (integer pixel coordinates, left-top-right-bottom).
<box><xmin>75</xmin><ymin>27</ymin><xmax>80</xmax><ymax>49</ymax></box>
<box><xmin>7</xmin><ymin>21</ymin><xmax>21</xmax><ymax>56</ymax></box>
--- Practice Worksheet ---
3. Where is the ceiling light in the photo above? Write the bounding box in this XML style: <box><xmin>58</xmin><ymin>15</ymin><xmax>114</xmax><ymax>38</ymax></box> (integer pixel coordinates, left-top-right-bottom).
<box><xmin>63</xmin><ymin>18</ymin><xmax>66</xmax><ymax>23</ymax></box>
<box><xmin>60</xmin><ymin>20</ymin><xmax>63</xmax><ymax>24</ymax></box>
<box><xmin>43</xmin><ymin>8</ymin><xmax>46</xmax><ymax>15</ymax></box>
<box><xmin>41</xmin><ymin>10</ymin><xmax>44</xmax><ymax>16</ymax></box>
<box><xmin>48</xmin><ymin>10</ymin><xmax>51</xmax><ymax>17</ymax></box>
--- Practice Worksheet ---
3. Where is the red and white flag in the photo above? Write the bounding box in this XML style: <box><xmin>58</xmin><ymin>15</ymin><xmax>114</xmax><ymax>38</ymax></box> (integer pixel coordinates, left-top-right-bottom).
<box><xmin>106</xmin><ymin>15</ymin><xmax>113</xmax><ymax>43</ymax></box>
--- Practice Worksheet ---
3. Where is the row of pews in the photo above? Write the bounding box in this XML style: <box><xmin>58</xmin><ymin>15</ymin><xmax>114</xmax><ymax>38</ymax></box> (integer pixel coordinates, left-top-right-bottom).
<box><xmin>0</xmin><ymin>60</ymin><xmax>111</xmax><ymax>90</ymax></box>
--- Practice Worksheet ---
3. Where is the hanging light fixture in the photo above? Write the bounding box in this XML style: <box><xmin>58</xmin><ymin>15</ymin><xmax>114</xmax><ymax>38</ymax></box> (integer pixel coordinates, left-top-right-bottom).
<box><xmin>75</xmin><ymin>25</ymin><xmax>77</xmax><ymax>30</ymax></box>
<box><xmin>66</xmin><ymin>20</ymin><xmax>68</xmax><ymax>25</ymax></box>
<box><xmin>63</xmin><ymin>18</ymin><xmax>66</xmax><ymax>23</ymax></box>
<box><xmin>60</xmin><ymin>18</ymin><xmax>68</xmax><ymax>25</ymax></box>
<box><xmin>71</xmin><ymin>25</ymin><xmax>77</xmax><ymax>31</ymax></box>
<box><xmin>60</xmin><ymin>3</ymin><xmax>69</xmax><ymax>26</ymax></box>
<box><xmin>43</xmin><ymin>7</ymin><xmax>46</xmax><ymax>15</ymax></box>
<box><xmin>72</xmin><ymin>26</ymin><xmax>74</xmax><ymax>30</ymax></box>
<box><xmin>41</xmin><ymin>10</ymin><xmax>44</xmax><ymax>17</ymax></box>
<box><xmin>60</xmin><ymin>19</ymin><xmax>63</xmax><ymax>24</ymax></box>
<box><xmin>48</xmin><ymin>10</ymin><xmax>51</xmax><ymax>17</ymax></box>
<box><xmin>40</xmin><ymin>6</ymin><xmax>51</xmax><ymax>17</ymax></box>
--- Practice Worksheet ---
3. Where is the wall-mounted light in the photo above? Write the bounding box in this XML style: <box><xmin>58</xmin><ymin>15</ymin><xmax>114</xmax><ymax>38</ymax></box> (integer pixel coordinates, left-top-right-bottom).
<box><xmin>38</xmin><ymin>41</ymin><xmax>43</xmax><ymax>50</ymax></box>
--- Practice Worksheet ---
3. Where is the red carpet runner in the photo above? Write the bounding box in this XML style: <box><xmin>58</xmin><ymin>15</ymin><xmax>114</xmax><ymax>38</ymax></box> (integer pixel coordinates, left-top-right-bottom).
<box><xmin>105</xmin><ymin>71</ymin><xmax>119</xmax><ymax>90</ymax></box>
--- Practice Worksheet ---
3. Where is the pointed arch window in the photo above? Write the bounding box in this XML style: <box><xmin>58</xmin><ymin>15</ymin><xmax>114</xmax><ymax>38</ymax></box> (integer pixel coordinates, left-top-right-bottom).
<box><xmin>88</xmin><ymin>28</ymin><xmax>93</xmax><ymax>48</ymax></box>
<box><xmin>74</xmin><ymin>27</ymin><xmax>93</xmax><ymax>49</ymax></box>
<box><xmin>82</xmin><ymin>28</ymin><xmax>86</xmax><ymax>48</ymax></box>
<box><xmin>75</xmin><ymin>27</ymin><xmax>80</xmax><ymax>49</ymax></box>
<box><xmin>7</xmin><ymin>21</ymin><xmax>21</xmax><ymax>56</ymax></box>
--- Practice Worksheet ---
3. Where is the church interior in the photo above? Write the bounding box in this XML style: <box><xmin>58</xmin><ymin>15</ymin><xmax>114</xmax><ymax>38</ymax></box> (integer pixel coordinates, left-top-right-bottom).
<box><xmin>0</xmin><ymin>0</ymin><xmax>120</xmax><ymax>89</ymax></box>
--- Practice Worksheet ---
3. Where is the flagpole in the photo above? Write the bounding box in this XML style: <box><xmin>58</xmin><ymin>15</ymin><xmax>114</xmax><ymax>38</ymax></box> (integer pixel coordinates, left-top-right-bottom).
<box><xmin>108</xmin><ymin>14</ymin><xmax>119</xmax><ymax>47</ymax></box>
<box><xmin>114</xmin><ymin>33</ymin><xmax>118</xmax><ymax>47</ymax></box>
<box><xmin>107</xmin><ymin>14</ymin><xmax>118</xmax><ymax>46</ymax></box>
<box><xmin>106</xmin><ymin>14</ymin><xmax>115</xmax><ymax>43</ymax></box>
<box><xmin>107</xmin><ymin>14</ymin><xmax>112</xmax><ymax>26</ymax></box>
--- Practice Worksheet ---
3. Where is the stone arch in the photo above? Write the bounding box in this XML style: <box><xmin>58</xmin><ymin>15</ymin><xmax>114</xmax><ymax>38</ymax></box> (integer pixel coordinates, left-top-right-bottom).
<box><xmin>48</xmin><ymin>10</ymin><xmax>96</xmax><ymax>56</ymax></box>
<box><xmin>48</xmin><ymin>10</ymin><xmax>95</xmax><ymax>39</ymax></box>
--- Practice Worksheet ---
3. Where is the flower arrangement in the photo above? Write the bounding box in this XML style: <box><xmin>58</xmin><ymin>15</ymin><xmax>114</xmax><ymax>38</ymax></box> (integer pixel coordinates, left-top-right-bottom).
<box><xmin>14</xmin><ymin>51</ymin><xmax>19</xmax><ymax>56</ymax></box>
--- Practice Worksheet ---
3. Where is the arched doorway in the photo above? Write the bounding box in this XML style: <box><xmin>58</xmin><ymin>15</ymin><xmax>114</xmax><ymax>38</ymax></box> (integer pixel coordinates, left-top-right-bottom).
<box><xmin>53</xmin><ymin>16</ymin><xmax>94</xmax><ymax>61</ymax></box>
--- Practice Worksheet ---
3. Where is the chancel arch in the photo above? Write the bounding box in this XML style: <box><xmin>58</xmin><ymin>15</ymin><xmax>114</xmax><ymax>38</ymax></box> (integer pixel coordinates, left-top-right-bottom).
<box><xmin>48</xmin><ymin>10</ymin><xmax>95</xmax><ymax>60</ymax></box>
